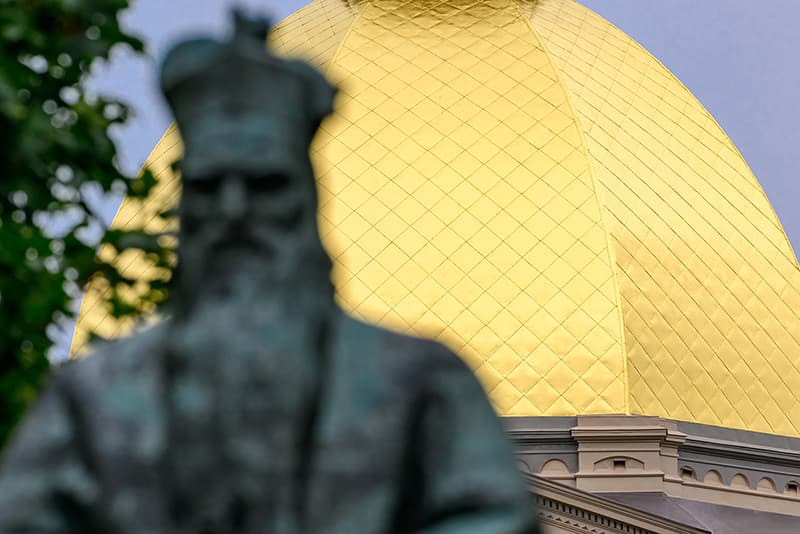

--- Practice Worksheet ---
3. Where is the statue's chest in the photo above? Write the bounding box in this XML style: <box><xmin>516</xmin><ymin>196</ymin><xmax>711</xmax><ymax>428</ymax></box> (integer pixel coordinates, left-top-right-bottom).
<box><xmin>304</xmin><ymin>358</ymin><xmax>415</xmax><ymax>526</ymax></box>
<box><xmin>88</xmin><ymin>370</ymin><xmax>167</xmax><ymax>469</ymax></box>
<box><xmin>84</xmin><ymin>356</ymin><xmax>322</xmax><ymax>529</ymax></box>
<box><xmin>73</xmin><ymin>369</ymin><xmax>170</xmax><ymax>527</ymax></box>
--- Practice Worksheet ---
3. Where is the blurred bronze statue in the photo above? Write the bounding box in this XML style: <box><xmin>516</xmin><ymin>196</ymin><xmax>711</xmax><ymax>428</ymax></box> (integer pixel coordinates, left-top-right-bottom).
<box><xmin>0</xmin><ymin>12</ymin><xmax>538</xmax><ymax>533</ymax></box>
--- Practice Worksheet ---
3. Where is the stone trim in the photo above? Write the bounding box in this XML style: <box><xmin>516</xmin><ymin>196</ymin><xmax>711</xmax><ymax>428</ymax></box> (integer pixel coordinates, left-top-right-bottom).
<box><xmin>529</xmin><ymin>475</ymin><xmax>709</xmax><ymax>534</ymax></box>
<box><xmin>505</xmin><ymin>415</ymin><xmax>800</xmax><ymax>516</ymax></box>
<box><xmin>509</xmin><ymin>428</ymin><xmax>576</xmax><ymax>447</ymax></box>
<box><xmin>681</xmin><ymin>435</ymin><xmax>800</xmax><ymax>470</ymax></box>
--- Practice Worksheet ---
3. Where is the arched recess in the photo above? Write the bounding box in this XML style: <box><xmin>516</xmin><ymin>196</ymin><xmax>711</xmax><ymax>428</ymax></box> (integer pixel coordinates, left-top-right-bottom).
<box><xmin>730</xmin><ymin>473</ymin><xmax>750</xmax><ymax>489</ymax></box>
<box><xmin>680</xmin><ymin>466</ymin><xmax>696</xmax><ymax>482</ymax></box>
<box><xmin>757</xmin><ymin>477</ymin><xmax>777</xmax><ymax>492</ymax></box>
<box><xmin>593</xmin><ymin>456</ymin><xmax>644</xmax><ymax>472</ymax></box>
<box><xmin>540</xmin><ymin>459</ymin><xmax>570</xmax><ymax>475</ymax></box>
<box><xmin>516</xmin><ymin>458</ymin><xmax>533</xmax><ymax>475</ymax></box>
<box><xmin>703</xmin><ymin>469</ymin><xmax>724</xmax><ymax>486</ymax></box>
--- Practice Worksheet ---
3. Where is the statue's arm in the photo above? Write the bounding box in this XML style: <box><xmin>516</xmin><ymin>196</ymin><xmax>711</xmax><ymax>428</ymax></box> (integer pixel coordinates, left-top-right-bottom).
<box><xmin>412</xmin><ymin>344</ymin><xmax>539</xmax><ymax>534</ymax></box>
<box><xmin>0</xmin><ymin>373</ymin><xmax>99</xmax><ymax>533</ymax></box>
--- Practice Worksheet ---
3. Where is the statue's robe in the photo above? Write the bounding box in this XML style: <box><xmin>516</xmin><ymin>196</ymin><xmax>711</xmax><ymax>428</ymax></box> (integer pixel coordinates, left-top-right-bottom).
<box><xmin>0</xmin><ymin>311</ymin><xmax>538</xmax><ymax>533</ymax></box>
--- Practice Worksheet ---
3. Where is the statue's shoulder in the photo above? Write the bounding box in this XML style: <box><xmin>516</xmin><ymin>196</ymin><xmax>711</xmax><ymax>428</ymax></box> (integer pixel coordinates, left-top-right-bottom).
<box><xmin>57</xmin><ymin>322</ymin><xmax>168</xmax><ymax>392</ymax></box>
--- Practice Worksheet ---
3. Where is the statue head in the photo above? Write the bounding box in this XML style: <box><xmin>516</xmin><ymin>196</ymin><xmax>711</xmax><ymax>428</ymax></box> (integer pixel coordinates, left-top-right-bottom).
<box><xmin>160</xmin><ymin>11</ymin><xmax>337</xmax><ymax>309</ymax></box>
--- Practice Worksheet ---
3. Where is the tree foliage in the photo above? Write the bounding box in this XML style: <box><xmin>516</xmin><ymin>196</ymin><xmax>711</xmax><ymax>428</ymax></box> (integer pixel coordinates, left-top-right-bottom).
<box><xmin>0</xmin><ymin>0</ymin><xmax>172</xmax><ymax>443</ymax></box>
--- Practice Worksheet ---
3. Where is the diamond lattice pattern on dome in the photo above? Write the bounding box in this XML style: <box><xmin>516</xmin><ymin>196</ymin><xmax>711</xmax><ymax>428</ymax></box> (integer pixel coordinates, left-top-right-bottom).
<box><xmin>528</xmin><ymin>0</ymin><xmax>800</xmax><ymax>436</ymax></box>
<box><xmin>314</xmin><ymin>0</ymin><xmax>626</xmax><ymax>416</ymax></box>
<box><xmin>269</xmin><ymin>0</ymin><xmax>363</xmax><ymax>70</ymax></box>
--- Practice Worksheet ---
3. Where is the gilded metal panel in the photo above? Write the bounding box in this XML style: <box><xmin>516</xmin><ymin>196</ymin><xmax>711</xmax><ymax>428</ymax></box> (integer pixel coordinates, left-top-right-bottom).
<box><xmin>268</xmin><ymin>0</ymin><xmax>364</xmax><ymax>69</ymax></box>
<box><xmin>316</xmin><ymin>0</ymin><xmax>625</xmax><ymax>415</ymax></box>
<box><xmin>528</xmin><ymin>0</ymin><xmax>800</xmax><ymax>436</ymax></box>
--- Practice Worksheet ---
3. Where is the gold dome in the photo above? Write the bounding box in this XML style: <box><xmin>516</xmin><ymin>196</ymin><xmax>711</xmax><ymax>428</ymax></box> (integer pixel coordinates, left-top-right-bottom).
<box><xmin>74</xmin><ymin>0</ymin><xmax>800</xmax><ymax>437</ymax></box>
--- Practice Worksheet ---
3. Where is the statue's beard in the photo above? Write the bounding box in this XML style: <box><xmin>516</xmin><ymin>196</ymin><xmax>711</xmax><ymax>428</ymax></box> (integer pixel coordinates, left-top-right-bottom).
<box><xmin>169</xmin><ymin>282</ymin><xmax>324</xmax><ymax>363</ymax></box>
<box><xmin>167</xmin><ymin>249</ymin><xmax>331</xmax><ymax>410</ymax></box>
<box><xmin>164</xmin><ymin>262</ymin><xmax>331</xmax><ymax>514</ymax></box>
<box><xmin>164</xmin><ymin>232</ymin><xmax>335</xmax><ymax>520</ymax></box>
<box><xmin>176</xmin><ymin>246</ymin><xmax>300</xmax><ymax>310</ymax></box>
<box><xmin>171</xmin><ymin>239</ymin><xmax>335</xmax><ymax>354</ymax></box>
<box><xmin>203</xmin><ymin>253</ymin><xmax>279</xmax><ymax>299</ymax></box>
<box><xmin>175</xmin><ymin>228</ymin><xmax>332</xmax><ymax>310</ymax></box>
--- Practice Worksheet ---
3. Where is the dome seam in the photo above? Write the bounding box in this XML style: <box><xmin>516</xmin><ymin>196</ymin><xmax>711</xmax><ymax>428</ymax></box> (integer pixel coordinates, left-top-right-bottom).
<box><xmin>322</xmin><ymin>0</ymin><xmax>369</xmax><ymax>79</ymax></box>
<box><xmin>533</xmin><ymin>0</ymin><xmax>800</xmax><ymax>435</ymax></box>
<box><xmin>516</xmin><ymin>0</ymin><xmax>630</xmax><ymax>415</ymax></box>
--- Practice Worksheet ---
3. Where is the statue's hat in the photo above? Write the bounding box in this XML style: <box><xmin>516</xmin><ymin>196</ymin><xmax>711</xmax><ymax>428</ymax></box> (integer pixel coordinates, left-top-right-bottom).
<box><xmin>160</xmin><ymin>10</ymin><xmax>337</xmax><ymax>179</ymax></box>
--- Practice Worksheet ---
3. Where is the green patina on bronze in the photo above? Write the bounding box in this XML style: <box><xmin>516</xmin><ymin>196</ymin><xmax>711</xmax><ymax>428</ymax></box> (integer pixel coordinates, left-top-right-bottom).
<box><xmin>0</xmin><ymin>11</ymin><xmax>538</xmax><ymax>533</ymax></box>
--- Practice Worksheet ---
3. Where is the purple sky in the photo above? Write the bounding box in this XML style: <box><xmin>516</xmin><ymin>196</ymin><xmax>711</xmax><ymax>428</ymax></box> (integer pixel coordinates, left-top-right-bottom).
<box><xmin>94</xmin><ymin>0</ymin><xmax>800</xmax><ymax>248</ymax></box>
